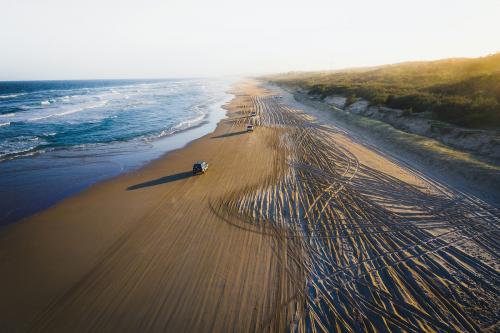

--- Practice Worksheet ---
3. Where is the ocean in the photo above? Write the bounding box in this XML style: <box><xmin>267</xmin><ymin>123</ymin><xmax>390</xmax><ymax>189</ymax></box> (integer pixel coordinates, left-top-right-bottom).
<box><xmin>0</xmin><ymin>78</ymin><xmax>234</xmax><ymax>224</ymax></box>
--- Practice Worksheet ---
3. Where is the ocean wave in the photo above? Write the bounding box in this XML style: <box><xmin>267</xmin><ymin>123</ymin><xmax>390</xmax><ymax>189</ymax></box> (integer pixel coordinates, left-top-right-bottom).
<box><xmin>0</xmin><ymin>113</ymin><xmax>15</xmax><ymax>118</ymax></box>
<box><xmin>28</xmin><ymin>100</ymin><xmax>109</xmax><ymax>122</ymax></box>
<box><xmin>0</xmin><ymin>148</ymin><xmax>46</xmax><ymax>163</ymax></box>
<box><xmin>0</xmin><ymin>122</ymin><xmax>10</xmax><ymax>127</ymax></box>
<box><xmin>146</xmin><ymin>112</ymin><xmax>208</xmax><ymax>142</ymax></box>
<box><xmin>0</xmin><ymin>151</ymin><xmax>38</xmax><ymax>163</ymax></box>
<box><xmin>0</xmin><ymin>93</ymin><xmax>26</xmax><ymax>99</ymax></box>
<box><xmin>171</xmin><ymin>112</ymin><xmax>206</xmax><ymax>131</ymax></box>
<box><xmin>0</xmin><ymin>136</ymin><xmax>46</xmax><ymax>161</ymax></box>
<box><xmin>41</xmin><ymin>100</ymin><xmax>51</xmax><ymax>106</ymax></box>
<box><xmin>57</xmin><ymin>99</ymin><xmax>108</xmax><ymax>116</ymax></box>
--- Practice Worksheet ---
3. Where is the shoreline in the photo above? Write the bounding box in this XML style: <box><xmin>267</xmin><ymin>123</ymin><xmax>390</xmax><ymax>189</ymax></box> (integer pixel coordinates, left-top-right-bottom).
<box><xmin>0</xmin><ymin>91</ymin><xmax>231</xmax><ymax>226</ymax></box>
<box><xmin>0</xmin><ymin>79</ymin><xmax>498</xmax><ymax>332</ymax></box>
<box><xmin>0</xmin><ymin>80</ymin><xmax>295</xmax><ymax>332</ymax></box>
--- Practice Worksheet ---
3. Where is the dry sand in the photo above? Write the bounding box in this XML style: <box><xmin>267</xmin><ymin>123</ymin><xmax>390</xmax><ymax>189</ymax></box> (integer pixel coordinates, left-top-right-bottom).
<box><xmin>0</xmin><ymin>80</ymin><xmax>498</xmax><ymax>332</ymax></box>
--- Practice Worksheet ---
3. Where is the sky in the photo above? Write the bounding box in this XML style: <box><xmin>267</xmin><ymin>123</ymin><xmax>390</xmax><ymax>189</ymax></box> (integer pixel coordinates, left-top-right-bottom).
<box><xmin>1</xmin><ymin>0</ymin><xmax>499</xmax><ymax>80</ymax></box>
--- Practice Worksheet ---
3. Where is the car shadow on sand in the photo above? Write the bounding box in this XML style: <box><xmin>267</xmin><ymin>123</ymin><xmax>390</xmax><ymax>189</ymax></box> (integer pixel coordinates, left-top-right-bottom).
<box><xmin>211</xmin><ymin>130</ymin><xmax>247</xmax><ymax>139</ymax></box>
<box><xmin>127</xmin><ymin>171</ymin><xmax>193</xmax><ymax>190</ymax></box>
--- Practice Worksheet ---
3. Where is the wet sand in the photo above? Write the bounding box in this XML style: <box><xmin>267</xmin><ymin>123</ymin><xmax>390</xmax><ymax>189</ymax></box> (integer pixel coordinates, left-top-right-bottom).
<box><xmin>0</xmin><ymin>80</ymin><xmax>498</xmax><ymax>332</ymax></box>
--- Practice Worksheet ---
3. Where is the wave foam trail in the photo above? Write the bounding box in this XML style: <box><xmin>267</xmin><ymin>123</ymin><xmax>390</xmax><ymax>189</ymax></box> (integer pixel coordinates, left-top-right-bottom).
<box><xmin>0</xmin><ymin>93</ymin><xmax>26</xmax><ymax>99</ymax></box>
<box><xmin>28</xmin><ymin>100</ymin><xmax>109</xmax><ymax>122</ymax></box>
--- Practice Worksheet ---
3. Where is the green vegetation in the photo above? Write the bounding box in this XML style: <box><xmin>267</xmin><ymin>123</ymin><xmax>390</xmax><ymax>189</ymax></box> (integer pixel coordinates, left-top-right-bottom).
<box><xmin>265</xmin><ymin>53</ymin><xmax>500</xmax><ymax>129</ymax></box>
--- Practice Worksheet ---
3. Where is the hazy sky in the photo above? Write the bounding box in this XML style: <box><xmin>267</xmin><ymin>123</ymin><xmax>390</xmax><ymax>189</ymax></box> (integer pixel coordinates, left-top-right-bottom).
<box><xmin>1</xmin><ymin>0</ymin><xmax>499</xmax><ymax>80</ymax></box>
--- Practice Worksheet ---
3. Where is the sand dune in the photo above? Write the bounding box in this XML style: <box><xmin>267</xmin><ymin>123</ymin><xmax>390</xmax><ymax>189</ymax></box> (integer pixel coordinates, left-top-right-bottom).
<box><xmin>0</xmin><ymin>80</ymin><xmax>498</xmax><ymax>332</ymax></box>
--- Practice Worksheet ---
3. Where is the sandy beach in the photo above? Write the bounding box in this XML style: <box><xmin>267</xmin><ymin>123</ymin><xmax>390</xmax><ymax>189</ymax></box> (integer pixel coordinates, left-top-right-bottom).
<box><xmin>0</xmin><ymin>80</ymin><xmax>498</xmax><ymax>332</ymax></box>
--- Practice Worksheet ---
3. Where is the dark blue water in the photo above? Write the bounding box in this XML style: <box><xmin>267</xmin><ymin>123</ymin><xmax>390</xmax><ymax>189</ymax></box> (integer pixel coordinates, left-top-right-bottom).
<box><xmin>0</xmin><ymin>78</ymin><xmax>234</xmax><ymax>225</ymax></box>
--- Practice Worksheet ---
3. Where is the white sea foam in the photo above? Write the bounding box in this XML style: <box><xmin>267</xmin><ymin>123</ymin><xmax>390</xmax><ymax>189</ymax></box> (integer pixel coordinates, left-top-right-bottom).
<box><xmin>41</xmin><ymin>100</ymin><xmax>51</xmax><ymax>106</ymax></box>
<box><xmin>0</xmin><ymin>122</ymin><xmax>10</xmax><ymax>127</ymax></box>
<box><xmin>0</xmin><ymin>113</ymin><xmax>15</xmax><ymax>118</ymax></box>
<box><xmin>0</xmin><ymin>93</ymin><xmax>26</xmax><ymax>99</ymax></box>
<box><xmin>171</xmin><ymin>112</ymin><xmax>206</xmax><ymax>131</ymax></box>
<box><xmin>28</xmin><ymin>100</ymin><xmax>109</xmax><ymax>122</ymax></box>
<box><xmin>0</xmin><ymin>136</ymin><xmax>44</xmax><ymax>160</ymax></box>
<box><xmin>149</xmin><ymin>111</ymin><xmax>207</xmax><ymax>142</ymax></box>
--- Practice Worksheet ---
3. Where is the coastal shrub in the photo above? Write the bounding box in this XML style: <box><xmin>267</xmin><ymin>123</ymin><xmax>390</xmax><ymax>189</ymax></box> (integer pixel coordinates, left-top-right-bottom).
<box><xmin>346</xmin><ymin>94</ymin><xmax>357</xmax><ymax>106</ymax></box>
<box><xmin>402</xmin><ymin>108</ymin><xmax>413</xmax><ymax>116</ymax></box>
<box><xmin>266</xmin><ymin>53</ymin><xmax>500</xmax><ymax>129</ymax></box>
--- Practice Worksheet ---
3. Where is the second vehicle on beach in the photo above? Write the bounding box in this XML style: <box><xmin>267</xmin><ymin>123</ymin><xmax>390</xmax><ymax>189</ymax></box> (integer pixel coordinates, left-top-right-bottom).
<box><xmin>246</xmin><ymin>124</ymin><xmax>254</xmax><ymax>132</ymax></box>
<box><xmin>192</xmin><ymin>161</ymin><xmax>209</xmax><ymax>175</ymax></box>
